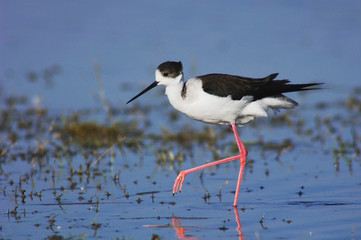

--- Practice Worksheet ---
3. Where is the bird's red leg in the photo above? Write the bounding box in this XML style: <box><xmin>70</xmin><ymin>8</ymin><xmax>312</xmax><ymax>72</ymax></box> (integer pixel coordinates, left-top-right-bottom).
<box><xmin>230</xmin><ymin>123</ymin><xmax>247</xmax><ymax>207</ymax></box>
<box><xmin>231</xmin><ymin>122</ymin><xmax>247</xmax><ymax>156</ymax></box>
<box><xmin>173</xmin><ymin>123</ymin><xmax>247</xmax><ymax>207</ymax></box>
<box><xmin>173</xmin><ymin>155</ymin><xmax>242</xmax><ymax>194</ymax></box>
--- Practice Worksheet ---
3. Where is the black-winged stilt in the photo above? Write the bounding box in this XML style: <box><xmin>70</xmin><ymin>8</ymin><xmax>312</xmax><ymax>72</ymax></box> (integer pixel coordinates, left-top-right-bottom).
<box><xmin>127</xmin><ymin>61</ymin><xmax>322</xmax><ymax>207</ymax></box>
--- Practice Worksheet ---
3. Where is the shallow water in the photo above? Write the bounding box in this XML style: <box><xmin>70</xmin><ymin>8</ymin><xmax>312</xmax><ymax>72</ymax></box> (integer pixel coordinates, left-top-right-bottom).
<box><xmin>1</xmin><ymin>1</ymin><xmax>361</xmax><ymax>239</ymax></box>
<box><xmin>1</xmin><ymin>92</ymin><xmax>360</xmax><ymax>239</ymax></box>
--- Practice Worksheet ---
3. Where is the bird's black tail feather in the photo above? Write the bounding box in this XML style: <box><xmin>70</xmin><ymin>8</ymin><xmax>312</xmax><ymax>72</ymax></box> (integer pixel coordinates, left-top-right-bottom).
<box><xmin>281</xmin><ymin>82</ymin><xmax>324</xmax><ymax>93</ymax></box>
<box><xmin>255</xmin><ymin>81</ymin><xmax>323</xmax><ymax>100</ymax></box>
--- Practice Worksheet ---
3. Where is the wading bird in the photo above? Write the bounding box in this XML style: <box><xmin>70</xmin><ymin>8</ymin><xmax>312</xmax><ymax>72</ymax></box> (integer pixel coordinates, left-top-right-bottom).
<box><xmin>127</xmin><ymin>61</ymin><xmax>322</xmax><ymax>207</ymax></box>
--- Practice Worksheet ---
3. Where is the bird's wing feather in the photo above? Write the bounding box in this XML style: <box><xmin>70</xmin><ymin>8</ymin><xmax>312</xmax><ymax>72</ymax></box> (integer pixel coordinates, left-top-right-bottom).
<box><xmin>199</xmin><ymin>73</ymin><xmax>278</xmax><ymax>100</ymax></box>
<box><xmin>198</xmin><ymin>73</ymin><xmax>322</xmax><ymax>100</ymax></box>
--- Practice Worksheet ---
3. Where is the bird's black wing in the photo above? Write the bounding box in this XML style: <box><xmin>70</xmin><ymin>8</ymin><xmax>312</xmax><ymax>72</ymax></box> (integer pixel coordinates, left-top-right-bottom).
<box><xmin>198</xmin><ymin>73</ymin><xmax>322</xmax><ymax>101</ymax></box>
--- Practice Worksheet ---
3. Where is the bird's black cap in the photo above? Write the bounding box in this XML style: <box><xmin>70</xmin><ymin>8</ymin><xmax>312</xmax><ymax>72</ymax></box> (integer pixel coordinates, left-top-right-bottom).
<box><xmin>157</xmin><ymin>61</ymin><xmax>183</xmax><ymax>78</ymax></box>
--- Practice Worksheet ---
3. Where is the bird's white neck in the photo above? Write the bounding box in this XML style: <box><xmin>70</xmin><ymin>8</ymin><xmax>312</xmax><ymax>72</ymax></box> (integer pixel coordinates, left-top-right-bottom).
<box><xmin>164</xmin><ymin>79</ymin><xmax>187</xmax><ymax>113</ymax></box>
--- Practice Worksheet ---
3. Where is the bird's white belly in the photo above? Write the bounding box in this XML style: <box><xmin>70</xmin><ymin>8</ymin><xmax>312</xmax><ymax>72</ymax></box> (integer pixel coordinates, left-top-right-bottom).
<box><xmin>182</xmin><ymin>99</ymin><xmax>242</xmax><ymax>124</ymax></box>
<box><xmin>168</xmin><ymin>88</ymin><xmax>251</xmax><ymax>125</ymax></box>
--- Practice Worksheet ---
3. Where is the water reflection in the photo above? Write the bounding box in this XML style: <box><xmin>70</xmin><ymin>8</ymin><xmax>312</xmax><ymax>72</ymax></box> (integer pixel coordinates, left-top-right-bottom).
<box><xmin>172</xmin><ymin>217</ymin><xmax>199</xmax><ymax>240</ymax></box>
<box><xmin>144</xmin><ymin>207</ymin><xmax>243</xmax><ymax>239</ymax></box>
<box><xmin>233</xmin><ymin>207</ymin><xmax>244</xmax><ymax>240</ymax></box>
<box><xmin>171</xmin><ymin>207</ymin><xmax>243</xmax><ymax>239</ymax></box>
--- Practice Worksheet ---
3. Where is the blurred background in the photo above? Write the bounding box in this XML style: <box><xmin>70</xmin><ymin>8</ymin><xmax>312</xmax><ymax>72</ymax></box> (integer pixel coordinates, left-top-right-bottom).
<box><xmin>1</xmin><ymin>1</ymin><xmax>360</xmax><ymax>110</ymax></box>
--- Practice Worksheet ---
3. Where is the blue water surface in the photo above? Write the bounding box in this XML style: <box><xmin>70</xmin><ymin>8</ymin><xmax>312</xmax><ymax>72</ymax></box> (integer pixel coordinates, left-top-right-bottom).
<box><xmin>1</xmin><ymin>1</ymin><xmax>360</xmax><ymax>109</ymax></box>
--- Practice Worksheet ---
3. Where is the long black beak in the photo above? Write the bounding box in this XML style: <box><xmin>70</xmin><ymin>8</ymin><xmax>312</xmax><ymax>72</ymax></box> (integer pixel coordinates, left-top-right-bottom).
<box><xmin>126</xmin><ymin>81</ymin><xmax>158</xmax><ymax>104</ymax></box>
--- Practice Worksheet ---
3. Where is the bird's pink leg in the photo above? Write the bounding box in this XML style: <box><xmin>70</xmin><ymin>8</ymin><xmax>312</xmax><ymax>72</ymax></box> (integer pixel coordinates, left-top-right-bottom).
<box><xmin>173</xmin><ymin>155</ymin><xmax>242</xmax><ymax>194</ymax></box>
<box><xmin>231</xmin><ymin>122</ymin><xmax>248</xmax><ymax>157</ymax></box>
<box><xmin>230</xmin><ymin>123</ymin><xmax>247</xmax><ymax>207</ymax></box>
<box><xmin>173</xmin><ymin>122</ymin><xmax>248</xmax><ymax>207</ymax></box>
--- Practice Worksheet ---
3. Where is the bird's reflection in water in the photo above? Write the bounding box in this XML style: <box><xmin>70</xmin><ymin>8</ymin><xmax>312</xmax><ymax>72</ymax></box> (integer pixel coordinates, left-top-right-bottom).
<box><xmin>233</xmin><ymin>207</ymin><xmax>244</xmax><ymax>240</ymax></box>
<box><xmin>144</xmin><ymin>207</ymin><xmax>244</xmax><ymax>239</ymax></box>
<box><xmin>172</xmin><ymin>217</ymin><xmax>199</xmax><ymax>240</ymax></box>
<box><xmin>172</xmin><ymin>207</ymin><xmax>243</xmax><ymax>240</ymax></box>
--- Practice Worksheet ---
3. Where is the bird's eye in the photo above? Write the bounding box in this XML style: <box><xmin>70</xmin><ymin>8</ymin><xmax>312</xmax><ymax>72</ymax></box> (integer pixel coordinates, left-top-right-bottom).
<box><xmin>163</xmin><ymin>72</ymin><xmax>169</xmax><ymax>77</ymax></box>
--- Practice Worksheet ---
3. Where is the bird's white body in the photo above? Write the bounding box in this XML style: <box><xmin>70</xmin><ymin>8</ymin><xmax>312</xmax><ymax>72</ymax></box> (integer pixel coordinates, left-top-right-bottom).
<box><xmin>156</xmin><ymin>69</ymin><xmax>295</xmax><ymax>126</ymax></box>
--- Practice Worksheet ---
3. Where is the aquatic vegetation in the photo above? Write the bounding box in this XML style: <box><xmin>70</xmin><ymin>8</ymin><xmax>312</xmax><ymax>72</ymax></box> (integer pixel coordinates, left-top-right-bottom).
<box><xmin>59</xmin><ymin>121</ymin><xmax>127</xmax><ymax>149</ymax></box>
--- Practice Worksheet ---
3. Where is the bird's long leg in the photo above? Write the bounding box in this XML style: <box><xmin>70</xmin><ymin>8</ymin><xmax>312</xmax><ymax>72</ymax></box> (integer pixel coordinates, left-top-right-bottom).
<box><xmin>231</xmin><ymin>122</ymin><xmax>248</xmax><ymax>157</ymax></box>
<box><xmin>173</xmin><ymin>155</ymin><xmax>242</xmax><ymax>194</ymax></box>
<box><xmin>173</xmin><ymin>123</ymin><xmax>248</xmax><ymax>207</ymax></box>
<box><xmin>230</xmin><ymin>122</ymin><xmax>247</xmax><ymax>207</ymax></box>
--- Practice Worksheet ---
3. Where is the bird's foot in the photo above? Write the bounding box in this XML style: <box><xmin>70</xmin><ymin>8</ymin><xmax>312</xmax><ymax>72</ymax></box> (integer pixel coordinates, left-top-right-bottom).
<box><xmin>173</xmin><ymin>171</ymin><xmax>187</xmax><ymax>194</ymax></box>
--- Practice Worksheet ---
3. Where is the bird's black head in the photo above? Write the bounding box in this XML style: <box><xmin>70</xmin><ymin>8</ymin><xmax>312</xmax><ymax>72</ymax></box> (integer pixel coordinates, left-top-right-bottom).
<box><xmin>157</xmin><ymin>61</ymin><xmax>183</xmax><ymax>78</ymax></box>
<box><xmin>126</xmin><ymin>61</ymin><xmax>183</xmax><ymax>104</ymax></box>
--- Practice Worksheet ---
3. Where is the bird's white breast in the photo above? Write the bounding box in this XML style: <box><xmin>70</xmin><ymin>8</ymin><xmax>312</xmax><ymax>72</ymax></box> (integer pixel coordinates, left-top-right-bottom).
<box><xmin>165</xmin><ymin>78</ymin><xmax>252</xmax><ymax>125</ymax></box>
